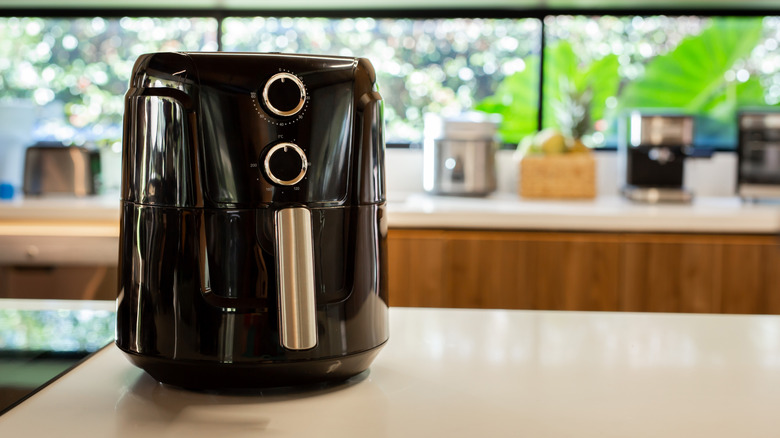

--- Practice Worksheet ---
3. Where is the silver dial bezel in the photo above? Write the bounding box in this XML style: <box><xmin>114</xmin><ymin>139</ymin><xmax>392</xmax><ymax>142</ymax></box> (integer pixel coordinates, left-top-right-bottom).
<box><xmin>264</xmin><ymin>142</ymin><xmax>308</xmax><ymax>186</ymax></box>
<box><xmin>262</xmin><ymin>72</ymin><xmax>306</xmax><ymax>117</ymax></box>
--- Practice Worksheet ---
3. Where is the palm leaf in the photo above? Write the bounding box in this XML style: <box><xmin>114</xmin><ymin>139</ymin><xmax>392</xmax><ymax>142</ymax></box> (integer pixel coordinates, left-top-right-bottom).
<box><xmin>619</xmin><ymin>17</ymin><xmax>765</xmax><ymax>113</ymax></box>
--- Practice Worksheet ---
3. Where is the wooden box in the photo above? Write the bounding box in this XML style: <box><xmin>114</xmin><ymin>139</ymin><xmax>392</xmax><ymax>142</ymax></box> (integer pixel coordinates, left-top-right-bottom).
<box><xmin>519</xmin><ymin>153</ymin><xmax>596</xmax><ymax>199</ymax></box>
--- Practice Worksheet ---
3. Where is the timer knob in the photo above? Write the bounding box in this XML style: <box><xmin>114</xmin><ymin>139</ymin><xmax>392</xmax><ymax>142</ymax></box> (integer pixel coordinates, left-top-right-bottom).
<box><xmin>262</xmin><ymin>72</ymin><xmax>306</xmax><ymax>117</ymax></box>
<box><xmin>264</xmin><ymin>142</ymin><xmax>308</xmax><ymax>186</ymax></box>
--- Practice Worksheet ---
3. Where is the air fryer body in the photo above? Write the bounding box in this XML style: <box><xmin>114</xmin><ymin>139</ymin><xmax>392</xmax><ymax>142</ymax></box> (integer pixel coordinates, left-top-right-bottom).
<box><xmin>115</xmin><ymin>52</ymin><xmax>388</xmax><ymax>389</ymax></box>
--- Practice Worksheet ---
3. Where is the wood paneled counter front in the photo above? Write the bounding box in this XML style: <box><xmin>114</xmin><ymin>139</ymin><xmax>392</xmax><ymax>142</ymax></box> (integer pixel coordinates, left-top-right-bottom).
<box><xmin>388</xmin><ymin>229</ymin><xmax>780</xmax><ymax>314</ymax></box>
<box><xmin>386</xmin><ymin>194</ymin><xmax>780</xmax><ymax>314</ymax></box>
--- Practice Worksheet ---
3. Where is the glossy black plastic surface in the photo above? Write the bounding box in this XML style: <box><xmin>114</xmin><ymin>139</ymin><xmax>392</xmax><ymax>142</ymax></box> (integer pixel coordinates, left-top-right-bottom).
<box><xmin>116</xmin><ymin>204</ymin><xmax>388</xmax><ymax>360</ymax></box>
<box><xmin>121</xmin><ymin>52</ymin><xmax>385</xmax><ymax>208</ymax></box>
<box><xmin>116</xmin><ymin>52</ymin><xmax>388</xmax><ymax>389</ymax></box>
<box><xmin>122</xmin><ymin>344</ymin><xmax>385</xmax><ymax>390</ymax></box>
<box><xmin>626</xmin><ymin>146</ymin><xmax>685</xmax><ymax>187</ymax></box>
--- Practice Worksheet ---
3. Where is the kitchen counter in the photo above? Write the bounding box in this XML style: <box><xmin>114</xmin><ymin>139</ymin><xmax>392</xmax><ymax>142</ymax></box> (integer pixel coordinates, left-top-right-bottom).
<box><xmin>1</xmin><ymin>305</ymin><xmax>780</xmax><ymax>437</ymax></box>
<box><xmin>0</xmin><ymin>195</ymin><xmax>119</xmax><ymax>265</ymax></box>
<box><xmin>0</xmin><ymin>194</ymin><xmax>120</xmax><ymax>222</ymax></box>
<box><xmin>2</xmin><ymin>192</ymin><xmax>779</xmax><ymax>265</ymax></box>
<box><xmin>391</xmin><ymin>192</ymin><xmax>780</xmax><ymax>233</ymax></box>
<box><xmin>3</xmin><ymin>192</ymin><xmax>780</xmax><ymax>234</ymax></box>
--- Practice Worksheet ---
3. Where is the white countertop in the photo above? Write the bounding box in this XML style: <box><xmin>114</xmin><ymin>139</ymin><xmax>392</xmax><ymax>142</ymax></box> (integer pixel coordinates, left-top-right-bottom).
<box><xmin>2</xmin><ymin>192</ymin><xmax>780</xmax><ymax>234</ymax></box>
<box><xmin>0</xmin><ymin>194</ymin><xmax>121</xmax><ymax>222</ymax></box>
<box><xmin>2</xmin><ymin>306</ymin><xmax>780</xmax><ymax>437</ymax></box>
<box><xmin>391</xmin><ymin>192</ymin><xmax>780</xmax><ymax>233</ymax></box>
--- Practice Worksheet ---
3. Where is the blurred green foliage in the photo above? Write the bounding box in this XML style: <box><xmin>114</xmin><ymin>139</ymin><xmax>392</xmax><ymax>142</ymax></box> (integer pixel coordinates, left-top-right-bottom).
<box><xmin>476</xmin><ymin>39</ymin><xmax>620</xmax><ymax>144</ymax></box>
<box><xmin>0</xmin><ymin>17</ymin><xmax>217</xmax><ymax>143</ymax></box>
<box><xmin>480</xmin><ymin>16</ymin><xmax>780</xmax><ymax>147</ymax></box>
<box><xmin>620</xmin><ymin>17</ymin><xmax>766</xmax><ymax>115</ymax></box>
<box><xmin>474</xmin><ymin>57</ymin><xmax>539</xmax><ymax>144</ymax></box>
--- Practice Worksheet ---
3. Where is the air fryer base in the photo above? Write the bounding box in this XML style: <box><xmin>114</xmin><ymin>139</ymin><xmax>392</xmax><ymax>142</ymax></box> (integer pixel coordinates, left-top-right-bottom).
<box><xmin>117</xmin><ymin>342</ymin><xmax>386</xmax><ymax>390</ymax></box>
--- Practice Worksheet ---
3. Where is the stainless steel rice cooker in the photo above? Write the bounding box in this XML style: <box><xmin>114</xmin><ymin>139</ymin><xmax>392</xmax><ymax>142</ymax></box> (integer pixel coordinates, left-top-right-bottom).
<box><xmin>423</xmin><ymin>113</ymin><xmax>498</xmax><ymax>196</ymax></box>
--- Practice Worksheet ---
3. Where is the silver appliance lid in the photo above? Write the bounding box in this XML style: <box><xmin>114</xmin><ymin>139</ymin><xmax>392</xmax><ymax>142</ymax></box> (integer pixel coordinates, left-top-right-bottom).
<box><xmin>425</xmin><ymin>112</ymin><xmax>500</xmax><ymax>141</ymax></box>
<box><xmin>739</xmin><ymin>112</ymin><xmax>780</xmax><ymax>129</ymax></box>
<box><xmin>629</xmin><ymin>112</ymin><xmax>694</xmax><ymax>147</ymax></box>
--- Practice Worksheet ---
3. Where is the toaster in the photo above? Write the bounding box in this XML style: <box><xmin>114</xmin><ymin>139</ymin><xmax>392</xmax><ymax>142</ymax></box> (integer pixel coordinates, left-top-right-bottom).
<box><xmin>23</xmin><ymin>143</ymin><xmax>99</xmax><ymax>197</ymax></box>
<box><xmin>115</xmin><ymin>52</ymin><xmax>389</xmax><ymax>389</ymax></box>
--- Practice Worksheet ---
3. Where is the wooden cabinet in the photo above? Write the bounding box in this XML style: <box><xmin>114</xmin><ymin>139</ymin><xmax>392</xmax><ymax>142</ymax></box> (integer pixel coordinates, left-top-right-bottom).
<box><xmin>0</xmin><ymin>266</ymin><xmax>117</xmax><ymax>300</ymax></box>
<box><xmin>388</xmin><ymin>230</ymin><xmax>621</xmax><ymax>311</ymax></box>
<box><xmin>620</xmin><ymin>234</ymin><xmax>780</xmax><ymax>314</ymax></box>
<box><xmin>387</xmin><ymin>229</ymin><xmax>780</xmax><ymax>314</ymax></box>
<box><xmin>387</xmin><ymin>230</ymin><xmax>450</xmax><ymax>308</ymax></box>
<box><xmin>716</xmin><ymin>237</ymin><xmax>780</xmax><ymax>314</ymax></box>
<box><xmin>620</xmin><ymin>234</ymin><xmax>723</xmax><ymax>313</ymax></box>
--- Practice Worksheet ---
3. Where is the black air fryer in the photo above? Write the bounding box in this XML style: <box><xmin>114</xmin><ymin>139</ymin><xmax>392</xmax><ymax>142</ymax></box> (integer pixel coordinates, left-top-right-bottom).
<box><xmin>115</xmin><ymin>52</ymin><xmax>388</xmax><ymax>389</ymax></box>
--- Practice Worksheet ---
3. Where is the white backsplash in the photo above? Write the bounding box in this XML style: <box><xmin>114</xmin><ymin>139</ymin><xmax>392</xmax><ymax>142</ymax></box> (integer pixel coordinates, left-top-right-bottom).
<box><xmin>385</xmin><ymin>148</ymin><xmax>739</xmax><ymax>201</ymax></box>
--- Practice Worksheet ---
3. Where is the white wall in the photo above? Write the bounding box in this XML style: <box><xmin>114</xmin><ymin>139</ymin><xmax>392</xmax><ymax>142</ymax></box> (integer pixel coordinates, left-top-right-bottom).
<box><xmin>385</xmin><ymin>148</ymin><xmax>739</xmax><ymax>201</ymax></box>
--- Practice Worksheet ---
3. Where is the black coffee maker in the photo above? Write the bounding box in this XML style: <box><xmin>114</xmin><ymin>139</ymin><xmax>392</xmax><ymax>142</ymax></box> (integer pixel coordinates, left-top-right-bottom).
<box><xmin>619</xmin><ymin>112</ymin><xmax>694</xmax><ymax>203</ymax></box>
<box><xmin>115</xmin><ymin>52</ymin><xmax>388</xmax><ymax>389</ymax></box>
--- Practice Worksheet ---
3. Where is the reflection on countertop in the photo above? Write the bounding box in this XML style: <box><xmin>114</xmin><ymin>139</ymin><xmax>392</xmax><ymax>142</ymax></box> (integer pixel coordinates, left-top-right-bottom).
<box><xmin>0</xmin><ymin>299</ymin><xmax>115</xmax><ymax>415</ymax></box>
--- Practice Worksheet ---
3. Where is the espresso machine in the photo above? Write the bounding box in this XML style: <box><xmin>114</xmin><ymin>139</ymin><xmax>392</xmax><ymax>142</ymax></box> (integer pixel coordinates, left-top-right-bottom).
<box><xmin>115</xmin><ymin>52</ymin><xmax>389</xmax><ymax>389</ymax></box>
<box><xmin>619</xmin><ymin>112</ymin><xmax>694</xmax><ymax>203</ymax></box>
<box><xmin>737</xmin><ymin>110</ymin><xmax>780</xmax><ymax>200</ymax></box>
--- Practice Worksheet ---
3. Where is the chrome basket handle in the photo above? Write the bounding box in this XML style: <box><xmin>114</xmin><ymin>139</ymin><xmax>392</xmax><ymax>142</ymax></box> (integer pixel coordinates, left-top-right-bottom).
<box><xmin>275</xmin><ymin>207</ymin><xmax>318</xmax><ymax>350</ymax></box>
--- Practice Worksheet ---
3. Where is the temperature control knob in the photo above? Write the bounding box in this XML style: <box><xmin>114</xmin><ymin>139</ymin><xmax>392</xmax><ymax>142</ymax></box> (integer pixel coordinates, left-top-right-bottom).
<box><xmin>264</xmin><ymin>142</ymin><xmax>308</xmax><ymax>186</ymax></box>
<box><xmin>262</xmin><ymin>72</ymin><xmax>306</xmax><ymax>117</ymax></box>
